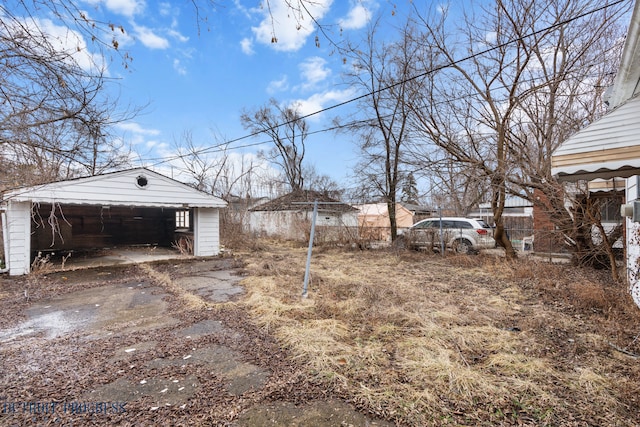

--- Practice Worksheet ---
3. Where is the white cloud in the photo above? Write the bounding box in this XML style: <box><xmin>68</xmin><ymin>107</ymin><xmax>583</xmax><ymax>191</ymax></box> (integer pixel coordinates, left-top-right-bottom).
<box><xmin>133</xmin><ymin>24</ymin><xmax>169</xmax><ymax>49</ymax></box>
<box><xmin>145</xmin><ymin>140</ymin><xmax>169</xmax><ymax>151</ymax></box>
<box><xmin>291</xmin><ymin>88</ymin><xmax>358</xmax><ymax>121</ymax></box>
<box><xmin>116</xmin><ymin>122</ymin><xmax>161</xmax><ymax>136</ymax></box>
<box><xmin>240</xmin><ymin>37</ymin><xmax>254</xmax><ymax>55</ymax></box>
<box><xmin>251</xmin><ymin>0</ymin><xmax>333</xmax><ymax>52</ymax></box>
<box><xmin>84</xmin><ymin>0</ymin><xmax>146</xmax><ymax>17</ymax></box>
<box><xmin>232</xmin><ymin>0</ymin><xmax>253</xmax><ymax>19</ymax></box>
<box><xmin>298</xmin><ymin>57</ymin><xmax>331</xmax><ymax>89</ymax></box>
<box><xmin>109</xmin><ymin>0</ymin><xmax>145</xmax><ymax>16</ymax></box>
<box><xmin>110</xmin><ymin>23</ymin><xmax>135</xmax><ymax>49</ymax></box>
<box><xmin>159</xmin><ymin>2</ymin><xmax>172</xmax><ymax>16</ymax></box>
<box><xmin>6</xmin><ymin>17</ymin><xmax>106</xmax><ymax>73</ymax></box>
<box><xmin>485</xmin><ymin>31</ymin><xmax>497</xmax><ymax>44</ymax></box>
<box><xmin>167</xmin><ymin>27</ymin><xmax>189</xmax><ymax>43</ymax></box>
<box><xmin>339</xmin><ymin>2</ymin><xmax>373</xmax><ymax>30</ymax></box>
<box><xmin>173</xmin><ymin>58</ymin><xmax>187</xmax><ymax>75</ymax></box>
<box><xmin>114</xmin><ymin>122</ymin><xmax>164</xmax><ymax>155</ymax></box>
<box><xmin>267</xmin><ymin>75</ymin><xmax>289</xmax><ymax>94</ymax></box>
<box><xmin>436</xmin><ymin>3</ymin><xmax>449</xmax><ymax>15</ymax></box>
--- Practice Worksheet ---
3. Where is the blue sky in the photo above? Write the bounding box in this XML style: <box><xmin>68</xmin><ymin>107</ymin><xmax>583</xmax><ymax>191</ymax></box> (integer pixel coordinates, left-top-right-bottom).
<box><xmin>14</xmin><ymin>1</ymin><xmax>631</xmax><ymax>198</ymax></box>
<box><xmin>57</xmin><ymin>0</ymin><xmax>416</xmax><ymax>190</ymax></box>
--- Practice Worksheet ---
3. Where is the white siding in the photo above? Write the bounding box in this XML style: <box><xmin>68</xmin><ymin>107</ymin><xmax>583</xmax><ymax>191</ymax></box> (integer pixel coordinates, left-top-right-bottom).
<box><xmin>193</xmin><ymin>208</ymin><xmax>220</xmax><ymax>256</ymax></box>
<box><xmin>551</xmin><ymin>96</ymin><xmax>640</xmax><ymax>181</ymax></box>
<box><xmin>627</xmin><ymin>176</ymin><xmax>639</xmax><ymax>202</ymax></box>
<box><xmin>248</xmin><ymin>211</ymin><xmax>300</xmax><ymax>239</ymax></box>
<box><xmin>248</xmin><ymin>210</ymin><xmax>359</xmax><ymax>240</ymax></box>
<box><xmin>626</xmin><ymin>177</ymin><xmax>640</xmax><ymax>307</ymax></box>
<box><xmin>316</xmin><ymin>211</ymin><xmax>359</xmax><ymax>227</ymax></box>
<box><xmin>3</xmin><ymin>168</ymin><xmax>226</xmax><ymax>208</ymax></box>
<box><xmin>7</xmin><ymin>201</ymin><xmax>31</xmax><ymax>276</ymax></box>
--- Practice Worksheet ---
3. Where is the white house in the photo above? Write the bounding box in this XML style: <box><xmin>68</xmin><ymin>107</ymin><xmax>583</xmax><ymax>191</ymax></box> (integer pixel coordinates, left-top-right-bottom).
<box><xmin>247</xmin><ymin>190</ymin><xmax>358</xmax><ymax>241</ymax></box>
<box><xmin>551</xmin><ymin>0</ymin><xmax>640</xmax><ymax>307</ymax></box>
<box><xmin>1</xmin><ymin>167</ymin><xmax>227</xmax><ymax>276</ymax></box>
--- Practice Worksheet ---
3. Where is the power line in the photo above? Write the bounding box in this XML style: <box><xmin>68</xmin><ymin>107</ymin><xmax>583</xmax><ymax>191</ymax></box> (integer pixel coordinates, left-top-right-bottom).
<box><xmin>141</xmin><ymin>0</ymin><xmax>626</xmax><ymax>167</ymax></box>
<box><xmin>143</xmin><ymin>65</ymin><xmax>616</xmax><ymax>166</ymax></box>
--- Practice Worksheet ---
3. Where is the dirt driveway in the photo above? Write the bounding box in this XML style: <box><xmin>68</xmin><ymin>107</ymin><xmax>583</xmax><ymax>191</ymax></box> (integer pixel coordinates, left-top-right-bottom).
<box><xmin>0</xmin><ymin>257</ymin><xmax>390</xmax><ymax>426</ymax></box>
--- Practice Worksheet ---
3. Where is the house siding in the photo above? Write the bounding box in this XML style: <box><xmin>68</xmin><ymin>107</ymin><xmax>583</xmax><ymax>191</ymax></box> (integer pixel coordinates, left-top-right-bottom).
<box><xmin>551</xmin><ymin>97</ymin><xmax>640</xmax><ymax>181</ymax></box>
<box><xmin>193</xmin><ymin>208</ymin><xmax>220</xmax><ymax>256</ymax></box>
<box><xmin>7</xmin><ymin>201</ymin><xmax>31</xmax><ymax>276</ymax></box>
<box><xmin>248</xmin><ymin>210</ymin><xmax>358</xmax><ymax>241</ymax></box>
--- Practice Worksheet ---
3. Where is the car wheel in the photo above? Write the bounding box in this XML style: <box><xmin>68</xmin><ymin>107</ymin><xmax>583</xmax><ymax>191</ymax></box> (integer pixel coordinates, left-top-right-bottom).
<box><xmin>453</xmin><ymin>239</ymin><xmax>473</xmax><ymax>254</ymax></box>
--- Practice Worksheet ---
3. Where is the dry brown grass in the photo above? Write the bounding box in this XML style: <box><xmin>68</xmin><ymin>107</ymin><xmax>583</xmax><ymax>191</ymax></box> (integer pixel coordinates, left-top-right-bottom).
<box><xmin>237</xmin><ymin>241</ymin><xmax>640</xmax><ymax>426</ymax></box>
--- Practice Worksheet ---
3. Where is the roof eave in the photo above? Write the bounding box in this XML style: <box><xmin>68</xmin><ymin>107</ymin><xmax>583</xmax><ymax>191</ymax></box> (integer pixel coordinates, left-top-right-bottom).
<box><xmin>554</xmin><ymin>166</ymin><xmax>640</xmax><ymax>183</ymax></box>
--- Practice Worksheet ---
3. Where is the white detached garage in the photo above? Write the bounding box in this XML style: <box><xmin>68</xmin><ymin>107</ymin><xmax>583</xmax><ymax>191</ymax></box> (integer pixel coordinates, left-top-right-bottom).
<box><xmin>1</xmin><ymin>168</ymin><xmax>227</xmax><ymax>276</ymax></box>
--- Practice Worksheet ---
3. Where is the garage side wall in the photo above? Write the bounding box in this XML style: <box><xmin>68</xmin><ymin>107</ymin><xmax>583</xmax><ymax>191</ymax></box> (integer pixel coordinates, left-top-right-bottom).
<box><xmin>7</xmin><ymin>201</ymin><xmax>31</xmax><ymax>276</ymax></box>
<box><xmin>193</xmin><ymin>208</ymin><xmax>220</xmax><ymax>256</ymax></box>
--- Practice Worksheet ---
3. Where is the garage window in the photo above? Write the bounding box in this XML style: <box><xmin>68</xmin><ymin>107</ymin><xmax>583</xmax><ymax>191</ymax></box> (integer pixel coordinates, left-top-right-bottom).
<box><xmin>176</xmin><ymin>210</ymin><xmax>190</xmax><ymax>229</ymax></box>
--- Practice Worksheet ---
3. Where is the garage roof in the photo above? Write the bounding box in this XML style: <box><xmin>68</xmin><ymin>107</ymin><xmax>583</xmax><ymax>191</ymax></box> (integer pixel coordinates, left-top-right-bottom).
<box><xmin>1</xmin><ymin>168</ymin><xmax>227</xmax><ymax>208</ymax></box>
<box><xmin>249</xmin><ymin>190</ymin><xmax>356</xmax><ymax>213</ymax></box>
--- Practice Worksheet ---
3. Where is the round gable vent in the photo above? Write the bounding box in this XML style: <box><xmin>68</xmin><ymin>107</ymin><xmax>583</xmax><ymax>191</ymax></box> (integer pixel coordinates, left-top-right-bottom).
<box><xmin>136</xmin><ymin>175</ymin><xmax>149</xmax><ymax>188</ymax></box>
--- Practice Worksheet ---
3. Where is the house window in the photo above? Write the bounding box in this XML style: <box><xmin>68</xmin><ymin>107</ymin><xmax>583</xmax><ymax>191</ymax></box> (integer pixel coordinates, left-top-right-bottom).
<box><xmin>600</xmin><ymin>197</ymin><xmax>622</xmax><ymax>223</ymax></box>
<box><xmin>176</xmin><ymin>210</ymin><xmax>190</xmax><ymax>229</ymax></box>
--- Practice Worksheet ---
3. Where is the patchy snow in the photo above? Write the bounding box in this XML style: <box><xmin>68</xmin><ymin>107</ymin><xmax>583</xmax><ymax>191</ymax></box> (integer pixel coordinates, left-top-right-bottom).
<box><xmin>0</xmin><ymin>310</ymin><xmax>79</xmax><ymax>342</ymax></box>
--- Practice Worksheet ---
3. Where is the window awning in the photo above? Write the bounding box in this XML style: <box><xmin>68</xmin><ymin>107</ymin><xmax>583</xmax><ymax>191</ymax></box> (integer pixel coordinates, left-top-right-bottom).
<box><xmin>551</xmin><ymin>96</ymin><xmax>640</xmax><ymax>182</ymax></box>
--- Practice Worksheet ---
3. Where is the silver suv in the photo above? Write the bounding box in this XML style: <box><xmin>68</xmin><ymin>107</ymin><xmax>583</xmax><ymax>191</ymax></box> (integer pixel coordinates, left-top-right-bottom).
<box><xmin>401</xmin><ymin>217</ymin><xmax>495</xmax><ymax>254</ymax></box>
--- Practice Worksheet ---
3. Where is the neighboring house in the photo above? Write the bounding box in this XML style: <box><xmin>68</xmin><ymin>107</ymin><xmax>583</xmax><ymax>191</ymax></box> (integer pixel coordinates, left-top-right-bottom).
<box><xmin>354</xmin><ymin>203</ymin><xmax>415</xmax><ymax>241</ymax></box>
<box><xmin>225</xmin><ymin>195</ymin><xmax>270</xmax><ymax>224</ymax></box>
<box><xmin>226</xmin><ymin>195</ymin><xmax>269</xmax><ymax>213</ymax></box>
<box><xmin>401</xmin><ymin>203</ymin><xmax>437</xmax><ymax>223</ymax></box>
<box><xmin>471</xmin><ymin>196</ymin><xmax>534</xmax><ymax>248</ymax></box>
<box><xmin>473</xmin><ymin>195</ymin><xmax>534</xmax><ymax>219</ymax></box>
<box><xmin>247</xmin><ymin>190</ymin><xmax>358</xmax><ymax>241</ymax></box>
<box><xmin>0</xmin><ymin>167</ymin><xmax>227</xmax><ymax>276</ymax></box>
<box><xmin>473</xmin><ymin>196</ymin><xmax>534</xmax><ymax>227</ymax></box>
<box><xmin>551</xmin><ymin>0</ymin><xmax>640</xmax><ymax>307</ymax></box>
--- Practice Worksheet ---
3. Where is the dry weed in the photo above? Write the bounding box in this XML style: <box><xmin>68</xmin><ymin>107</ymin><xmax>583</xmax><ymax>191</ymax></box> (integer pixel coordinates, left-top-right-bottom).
<box><xmin>30</xmin><ymin>251</ymin><xmax>55</xmax><ymax>275</ymax></box>
<box><xmin>238</xmin><ymin>241</ymin><xmax>640</xmax><ymax>426</ymax></box>
<box><xmin>138</xmin><ymin>263</ymin><xmax>209</xmax><ymax>310</ymax></box>
<box><xmin>568</xmin><ymin>281</ymin><xmax>612</xmax><ymax>312</ymax></box>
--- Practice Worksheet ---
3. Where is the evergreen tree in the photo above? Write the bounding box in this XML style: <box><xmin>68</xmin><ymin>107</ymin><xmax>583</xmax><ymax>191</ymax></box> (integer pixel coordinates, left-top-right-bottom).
<box><xmin>401</xmin><ymin>172</ymin><xmax>419</xmax><ymax>205</ymax></box>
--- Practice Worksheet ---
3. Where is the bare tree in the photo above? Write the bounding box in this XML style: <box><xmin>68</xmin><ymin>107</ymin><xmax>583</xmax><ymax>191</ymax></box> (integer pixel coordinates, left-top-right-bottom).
<box><xmin>338</xmin><ymin>18</ymin><xmax>420</xmax><ymax>241</ymax></box>
<box><xmin>406</xmin><ymin>0</ymin><xmax>629</xmax><ymax>259</ymax></box>
<box><xmin>427</xmin><ymin>158</ymin><xmax>489</xmax><ymax>216</ymax></box>
<box><xmin>173</xmin><ymin>130</ymin><xmax>263</xmax><ymax>200</ymax></box>
<box><xmin>503</xmin><ymin>2</ymin><xmax>627</xmax><ymax>276</ymax></box>
<box><xmin>302</xmin><ymin>164</ymin><xmax>342</xmax><ymax>199</ymax></box>
<box><xmin>240</xmin><ymin>98</ymin><xmax>308</xmax><ymax>191</ymax></box>
<box><xmin>0</xmin><ymin>1</ymin><xmax>137</xmax><ymax>187</ymax></box>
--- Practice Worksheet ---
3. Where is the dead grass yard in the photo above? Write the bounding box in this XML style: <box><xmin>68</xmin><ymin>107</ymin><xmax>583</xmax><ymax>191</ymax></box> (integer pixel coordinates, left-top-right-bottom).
<box><xmin>236</xmin><ymin>241</ymin><xmax>640</xmax><ymax>426</ymax></box>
